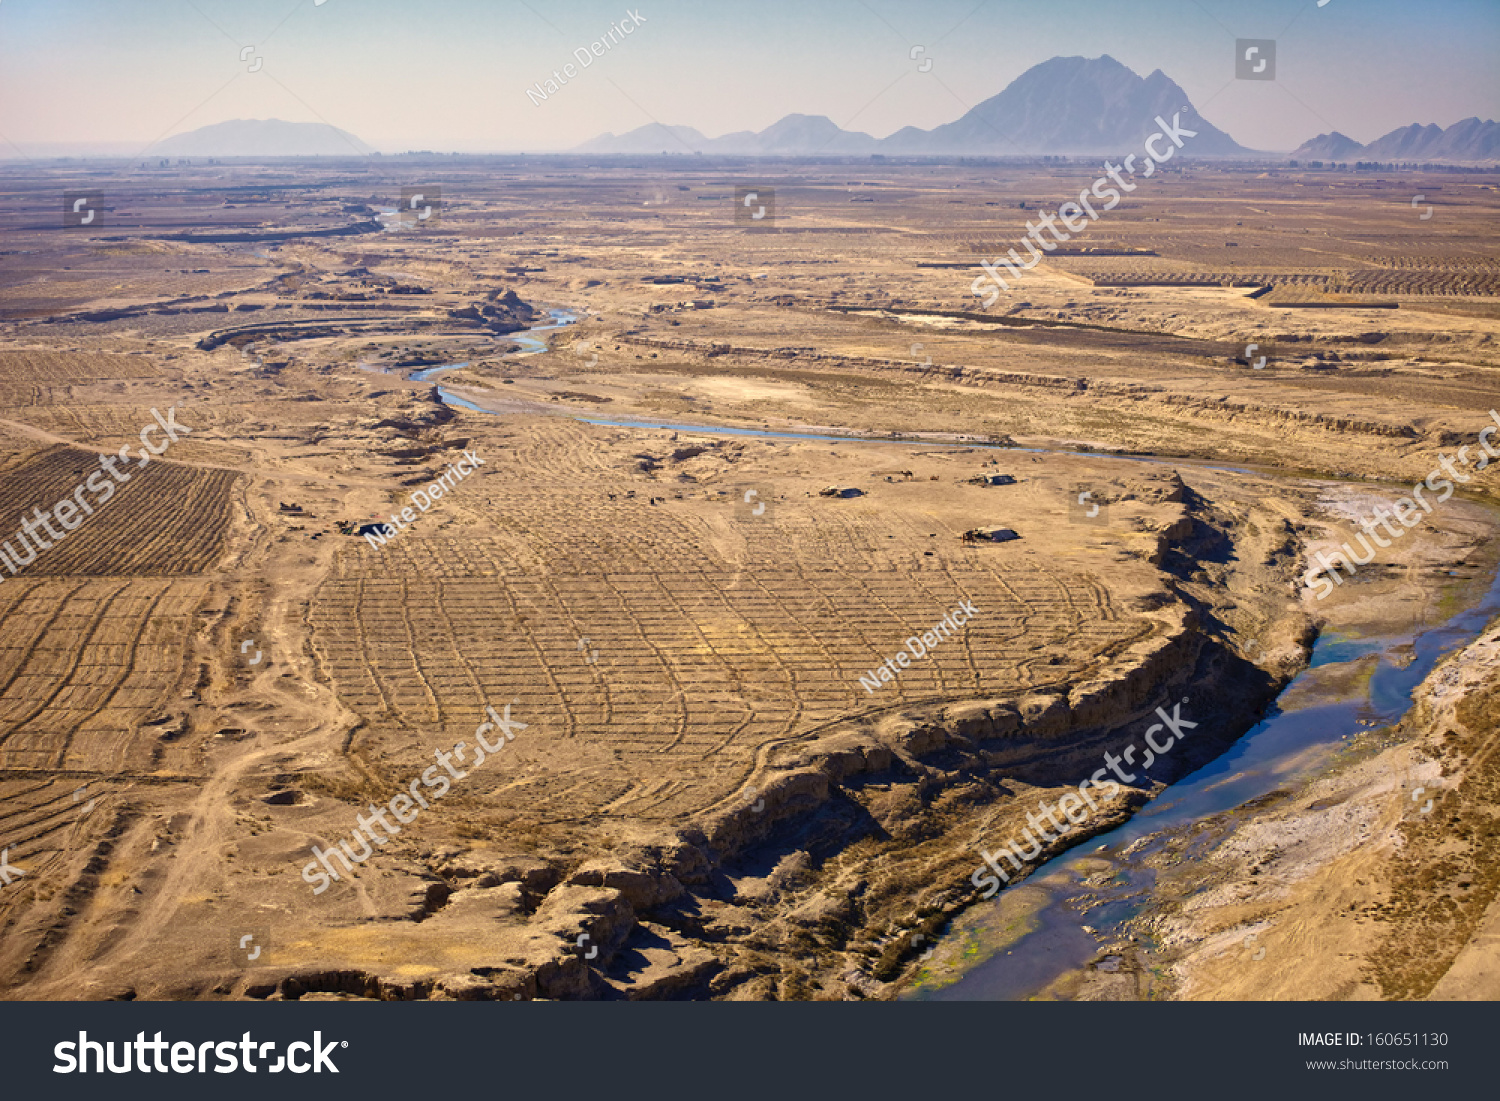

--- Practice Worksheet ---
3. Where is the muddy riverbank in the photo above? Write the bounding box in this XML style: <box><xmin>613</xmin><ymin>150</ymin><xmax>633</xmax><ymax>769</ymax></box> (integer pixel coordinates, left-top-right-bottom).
<box><xmin>902</xmin><ymin>490</ymin><xmax>1500</xmax><ymax>1001</ymax></box>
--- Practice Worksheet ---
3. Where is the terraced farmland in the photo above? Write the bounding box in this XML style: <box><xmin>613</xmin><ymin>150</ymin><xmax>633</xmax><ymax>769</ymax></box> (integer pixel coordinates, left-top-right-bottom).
<box><xmin>0</xmin><ymin>577</ymin><xmax>206</xmax><ymax>771</ymax></box>
<box><xmin>0</xmin><ymin>447</ymin><xmax>239</xmax><ymax>577</ymax></box>
<box><xmin>0</xmin><ymin>351</ymin><xmax>160</xmax><ymax>382</ymax></box>
<box><xmin>314</xmin><ymin>513</ymin><xmax>1144</xmax><ymax>823</ymax></box>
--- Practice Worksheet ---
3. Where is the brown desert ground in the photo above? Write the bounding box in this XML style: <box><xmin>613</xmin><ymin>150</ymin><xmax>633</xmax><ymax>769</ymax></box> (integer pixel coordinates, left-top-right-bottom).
<box><xmin>0</xmin><ymin>158</ymin><xmax>1496</xmax><ymax>1001</ymax></box>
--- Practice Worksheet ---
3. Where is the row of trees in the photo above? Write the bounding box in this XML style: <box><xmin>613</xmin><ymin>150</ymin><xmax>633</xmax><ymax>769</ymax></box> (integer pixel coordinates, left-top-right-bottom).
<box><xmin>1290</xmin><ymin>160</ymin><xmax>1493</xmax><ymax>173</ymax></box>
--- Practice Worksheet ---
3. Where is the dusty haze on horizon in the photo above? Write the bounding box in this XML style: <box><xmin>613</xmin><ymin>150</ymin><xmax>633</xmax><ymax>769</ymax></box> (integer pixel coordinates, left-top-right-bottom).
<box><xmin>0</xmin><ymin>0</ymin><xmax>1497</xmax><ymax>157</ymax></box>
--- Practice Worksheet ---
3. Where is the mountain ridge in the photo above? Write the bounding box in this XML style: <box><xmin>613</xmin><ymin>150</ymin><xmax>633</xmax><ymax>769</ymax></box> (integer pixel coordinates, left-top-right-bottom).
<box><xmin>579</xmin><ymin>55</ymin><xmax>1496</xmax><ymax>164</ymax></box>
<box><xmin>578</xmin><ymin>55</ymin><xmax>1247</xmax><ymax>157</ymax></box>
<box><xmin>155</xmin><ymin>119</ymin><xmax>374</xmax><ymax>158</ymax></box>
<box><xmin>1291</xmin><ymin>118</ymin><xmax>1498</xmax><ymax>163</ymax></box>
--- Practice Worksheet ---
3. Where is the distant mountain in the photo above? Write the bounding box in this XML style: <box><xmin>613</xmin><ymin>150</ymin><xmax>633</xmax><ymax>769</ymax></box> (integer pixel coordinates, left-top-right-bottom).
<box><xmin>1362</xmin><ymin>123</ymin><xmax>1449</xmax><ymax>160</ymax></box>
<box><xmin>155</xmin><ymin>119</ymin><xmax>374</xmax><ymax>158</ymax></box>
<box><xmin>577</xmin><ymin>56</ymin><xmax>1249</xmax><ymax>157</ymax></box>
<box><xmin>577</xmin><ymin>115</ymin><xmax>876</xmax><ymax>156</ymax></box>
<box><xmin>884</xmin><ymin>55</ymin><xmax>1246</xmax><ymax>155</ymax></box>
<box><xmin>1289</xmin><ymin>131</ymin><xmax>1365</xmax><ymax>161</ymax></box>
<box><xmin>1290</xmin><ymin>118</ymin><xmax>1498</xmax><ymax>163</ymax></box>
<box><xmin>575</xmin><ymin>123</ymin><xmax>710</xmax><ymax>155</ymax></box>
<box><xmin>745</xmin><ymin>114</ymin><xmax>877</xmax><ymax>155</ymax></box>
<box><xmin>1362</xmin><ymin>118</ymin><xmax>1499</xmax><ymax>162</ymax></box>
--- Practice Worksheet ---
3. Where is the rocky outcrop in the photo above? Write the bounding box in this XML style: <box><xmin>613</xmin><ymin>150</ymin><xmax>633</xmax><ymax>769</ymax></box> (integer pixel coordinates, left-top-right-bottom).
<box><xmin>446</xmin><ymin>288</ymin><xmax>537</xmax><ymax>334</ymax></box>
<box><xmin>371</xmin><ymin>386</ymin><xmax>455</xmax><ymax>432</ymax></box>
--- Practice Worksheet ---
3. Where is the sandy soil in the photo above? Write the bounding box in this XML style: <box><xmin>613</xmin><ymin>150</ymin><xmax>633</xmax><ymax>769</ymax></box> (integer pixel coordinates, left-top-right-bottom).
<box><xmin>0</xmin><ymin>159</ymin><xmax>1495</xmax><ymax>1000</ymax></box>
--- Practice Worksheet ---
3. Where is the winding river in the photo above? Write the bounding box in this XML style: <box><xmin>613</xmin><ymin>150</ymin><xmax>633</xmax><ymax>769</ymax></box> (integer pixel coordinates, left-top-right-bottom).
<box><xmin>911</xmin><ymin>558</ymin><xmax>1500</xmax><ymax>1000</ymax></box>
<box><xmin>408</xmin><ymin>308</ymin><xmax>578</xmax><ymax>385</ymax></box>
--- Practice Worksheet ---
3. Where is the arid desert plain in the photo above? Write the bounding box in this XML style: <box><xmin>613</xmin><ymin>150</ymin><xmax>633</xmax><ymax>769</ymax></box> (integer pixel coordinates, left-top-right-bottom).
<box><xmin>0</xmin><ymin>157</ymin><xmax>1497</xmax><ymax>1002</ymax></box>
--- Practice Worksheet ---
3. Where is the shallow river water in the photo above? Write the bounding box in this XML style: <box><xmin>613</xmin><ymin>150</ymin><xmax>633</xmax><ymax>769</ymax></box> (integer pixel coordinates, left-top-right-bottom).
<box><xmin>908</xmin><ymin>558</ymin><xmax>1500</xmax><ymax>1000</ymax></box>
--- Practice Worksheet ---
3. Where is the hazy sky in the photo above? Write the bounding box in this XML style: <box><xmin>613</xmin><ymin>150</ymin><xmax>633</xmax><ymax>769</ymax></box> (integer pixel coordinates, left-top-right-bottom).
<box><xmin>0</xmin><ymin>0</ymin><xmax>1496</xmax><ymax>156</ymax></box>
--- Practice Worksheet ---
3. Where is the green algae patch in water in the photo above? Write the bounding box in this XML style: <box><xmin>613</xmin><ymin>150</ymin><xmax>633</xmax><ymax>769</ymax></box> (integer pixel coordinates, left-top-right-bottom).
<box><xmin>907</xmin><ymin>885</ymin><xmax>1048</xmax><ymax>995</ymax></box>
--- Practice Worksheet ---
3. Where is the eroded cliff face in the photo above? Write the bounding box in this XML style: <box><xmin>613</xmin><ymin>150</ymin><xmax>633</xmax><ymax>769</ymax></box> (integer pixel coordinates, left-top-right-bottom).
<box><xmin>944</xmin><ymin>487</ymin><xmax>1500</xmax><ymax>1005</ymax></box>
<box><xmin>208</xmin><ymin>473</ymin><xmax>1314</xmax><ymax>1003</ymax></box>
